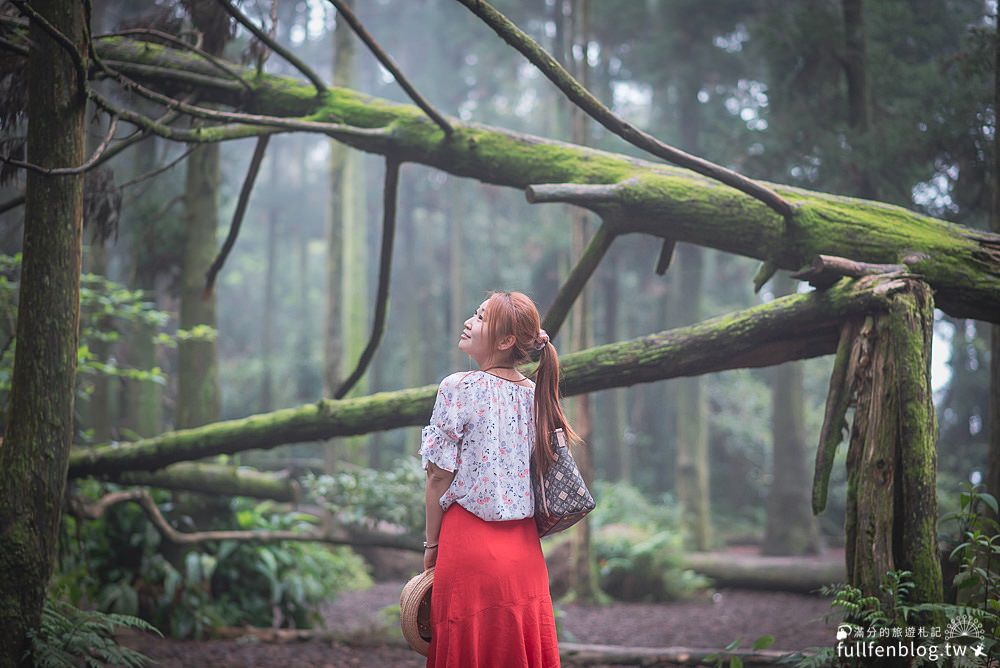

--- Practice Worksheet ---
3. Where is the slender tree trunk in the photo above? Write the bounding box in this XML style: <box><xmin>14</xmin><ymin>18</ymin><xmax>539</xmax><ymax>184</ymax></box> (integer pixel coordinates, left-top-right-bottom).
<box><xmin>177</xmin><ymin>138</ymin><xmax>221</xmax><ymax>429</ymax></box>
<box><xmin>261</xmin><ymin>178</ymin><xmax>277</xmax><ymax>412</ymax></box>
<box><xmin>763</xmin><ymin>273</ymin><xmax>823</xmax><ymax>555</ymax></box>
<box><xmin>673</xmin><ymin>65</ymin><xmax>712</xmax><ymax>551</ymax></box>
<box><xmin>987</xmin><ymin>8</ymin><xmax>1000</xmax><ymax>522</ymax></box>
<box><xmin>841</xmin><ymin>0</ymin><xmax>876</xmax><ymax>199</ymax></box>
<box><xmin>125</xmin><ymin>136</ymin><xmax>164</xmax><ymax>438</ymax></box>
<box><xmin>566</xmin><ymin>0</ymin><xmax>601</xmax><ymax>603</ymax></box>
<box><xmin>448</xmin><ymin>178</ymin><xmax>465</xmax><ymax>372</ymax></box>
<box><xmin>0</xmin><ymin>0</ymin><xmax>87</xmax><ymax>662</ymax></box>
<box><xmin>176</xmin><ymin>3</ymin><xmax>226</xmax><ymax>430</ymax></box>
<box><xmin>83</xmin><ymin>221</ymin><xmax>113</xmax><ymax>442</ymax></box>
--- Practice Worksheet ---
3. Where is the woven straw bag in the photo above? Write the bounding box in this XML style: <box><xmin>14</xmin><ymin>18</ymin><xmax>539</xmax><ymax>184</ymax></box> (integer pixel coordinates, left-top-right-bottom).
<box><xmin>532</xmin><ymin>428</ymin><xmax>595</xmax><ymax>537</ymax></box>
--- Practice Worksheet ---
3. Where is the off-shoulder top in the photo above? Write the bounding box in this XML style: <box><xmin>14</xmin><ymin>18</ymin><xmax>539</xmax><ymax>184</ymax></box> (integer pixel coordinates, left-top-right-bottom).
<box><xmin>419</xmin><ymin>370</ymin><xmax>536</xmax><ymax>521</ymax></box>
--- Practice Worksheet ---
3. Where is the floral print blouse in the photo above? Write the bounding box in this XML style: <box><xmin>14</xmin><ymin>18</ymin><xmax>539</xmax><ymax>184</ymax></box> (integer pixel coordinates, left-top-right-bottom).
<box><xmin>419</xmin><ymin>370</ymin><xmax>536</xmax><ymax>521</ymax></box>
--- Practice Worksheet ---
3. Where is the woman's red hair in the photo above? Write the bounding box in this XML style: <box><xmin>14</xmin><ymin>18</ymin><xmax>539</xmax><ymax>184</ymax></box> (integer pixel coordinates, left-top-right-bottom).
<box><xmin>483</xmin><ymin>291</ymin><xmax>579</xmax><ymax>476</ymax></box>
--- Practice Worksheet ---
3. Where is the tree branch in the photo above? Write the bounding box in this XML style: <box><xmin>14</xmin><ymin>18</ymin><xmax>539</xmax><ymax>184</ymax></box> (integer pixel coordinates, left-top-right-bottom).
<box><xmin>1</xmin><ymin>116</ymin><xmax>118</xmax><ymax>176</ymax></box>
<box><xmin>526</xmin><ymin>181</ymin><xmax>627</xmax><ymax>206</ymax></box>
<box><xmin>95</xmin><ymin>29</ymin><xmax>252</xmax><ymax>92</ymax></box>
<box><xmin>791</xmin><ymin>253</ymin><xmax>909</xmax><ymax>289</ymax></box>
<box><xmin>455</xmin><ymin>0</ymin><xmax>794</xmax><ymax>219</ymax></box>
<box><xmin>334</xmin><ymin>158</ymin><xmax>400</xmax><ymax>399</ymax></box>
<box><xmin>69</xmin><ymin>488</ymin><xmax>419</xmax><ymax>550</ymax></box>
<box><xmin>325</xmin><ymin>0</ymin><xmax>452</xmax><ymax>136</ymax></box>
<box><xmin>119</xmin><ymin>146</ymin><xmax>195</xmax><ymax>191</ymax></box>
<box><xmin>541</xmin><ymin>222</ymin><xmax>616</xmax><ymax>341</ymax></box>
<box><xmin>212</xmin><ymin>0</ymin><xmax>327</xmax><ymax>96</ymax></box>
<box><xmin>204</xmin><ymin>135</ymin><xmax>270</xmax><ymax>298</ymax></box>
<box><xmin>67</xmin><ymin>275</ymin><xmax>912</xmax><ymax>477</ymax></box>
<box><xmin>102</xmin><ymin>462</ymin><xmax>299</xmax><ymax>502</ymax></box>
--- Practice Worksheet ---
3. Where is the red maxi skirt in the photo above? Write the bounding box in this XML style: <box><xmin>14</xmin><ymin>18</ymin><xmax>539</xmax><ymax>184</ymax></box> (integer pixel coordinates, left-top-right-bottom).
<box><xmin>427</xmin><ymin>502</ymin><xmax>561</xmax><ymax>668</ymax></box>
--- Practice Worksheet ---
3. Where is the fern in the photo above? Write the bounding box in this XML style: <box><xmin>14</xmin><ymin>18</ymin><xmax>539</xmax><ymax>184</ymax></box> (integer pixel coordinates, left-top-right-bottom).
<box><xmin>27</xmin><ymin>598</ymin><xmax>161</xmax><ymax>668</ymax></box>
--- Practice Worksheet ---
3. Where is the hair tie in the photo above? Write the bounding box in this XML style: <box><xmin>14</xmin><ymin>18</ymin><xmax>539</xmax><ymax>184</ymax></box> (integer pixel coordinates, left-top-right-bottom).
<box><xmin>533</xmin><ymin>329</ymin><xmax>550</xmax><ymax>351</ymax></box>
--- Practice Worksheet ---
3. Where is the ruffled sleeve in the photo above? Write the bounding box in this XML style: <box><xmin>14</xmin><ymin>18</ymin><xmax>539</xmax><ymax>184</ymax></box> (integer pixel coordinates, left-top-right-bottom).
<box><xmin>419</xmin><ymin>373</ymin><xmax>472</xmax><ymax>472</ymax></box>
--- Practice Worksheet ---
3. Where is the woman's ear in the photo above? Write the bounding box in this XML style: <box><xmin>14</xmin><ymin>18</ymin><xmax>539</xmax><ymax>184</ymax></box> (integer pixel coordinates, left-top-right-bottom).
<box><xmin>497</xmin><ymin>334</ymin><xmax>516</xmax><ymax>351</ymax></box>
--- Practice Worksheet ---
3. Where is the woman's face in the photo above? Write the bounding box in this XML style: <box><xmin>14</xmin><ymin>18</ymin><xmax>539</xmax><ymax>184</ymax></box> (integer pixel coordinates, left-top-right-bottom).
<box><xmin>458</xmin><ymin>299</ymin><xmax>494</xmax><ymax>366</ymax></box>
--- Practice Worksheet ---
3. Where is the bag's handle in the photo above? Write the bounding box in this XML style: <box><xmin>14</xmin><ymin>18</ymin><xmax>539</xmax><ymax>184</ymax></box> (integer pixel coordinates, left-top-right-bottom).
<box><xmin>539</xmin><ymin>428</ymin><xmax>566</xmax><ymax>515</ymax></box>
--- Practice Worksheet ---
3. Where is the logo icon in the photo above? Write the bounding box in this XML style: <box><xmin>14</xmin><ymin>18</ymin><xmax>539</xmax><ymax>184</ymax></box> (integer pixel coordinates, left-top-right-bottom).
<box><xmin>836</xmin><ymin>624</ymin><xmax>852</xmax><ymax>641</ymax></box>
<box><xmin>945</xmin><ymin>615</ymin><xmax>987</xmax><ymax>667</ymax></box>
<box><xmin>945</xmin><ymin>614</ymin><xmax>985</xmax><ymax>643</ymax></box>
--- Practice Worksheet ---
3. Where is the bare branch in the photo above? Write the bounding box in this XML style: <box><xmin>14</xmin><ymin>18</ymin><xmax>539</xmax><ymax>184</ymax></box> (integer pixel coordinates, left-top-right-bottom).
<box><xmin>69</xmin><ymin>488</ymin><xmax>419</xmax><ymax>550</ymax></box>
<box><xmin>0</xmin><ymin>194</ymin><xmax>25</xmax><ymax>216</ymax></box>
<box><xmin>526</xmin><ymin>181</ymin><xmax>627</xmax><ymax>206</ymax></box>
<box><xmin>119</xmin><ymin>146</ymin><xmax>195</xmax><ymax>190</ymax></box>
<box><xmin>325</xmin><ymin>0</ymin><xmax>452</xmax><ymax>136</ymax></box>
<box><xmin>0</xmin><ymin>33</ymin><xmax>29</xmax><ymax>56</ymax></box>
<box><xmin>1</xmin><ymin>116</ymin><xmax>118</xmax><ymax>176</ymax></box>
<box><xmin>540</xmin><ymin>222</ymin><xmax>616</xmax><ymax>341</ymax></box>
<box><xmin>88</xmin><ymin>88</ymin><xmax>387</xmax><ymax>144</ymax></box>
<box><xmin>655</xmin><ymin>238</ymin><xmax>676</xmax><ymax>275</ymax></box>
<box><xmin>212</xmin><ymin>0</ymin><xmax>327</xmax><ymax>96</ymax></box>
<box><xmin>455</xmin><ymin>0</ymin><xmax>794</xmax><ymax>219</ymax></box>
<box><xmin>95</xmin><ymin>29</ymin><xmax>253</xmax><ymax>92</ymax></box>
<box><xmin>791</xmin><ymin>254</ymin><xmax>909</xmax><ymax>290</ymax></box>
<box><xmin>334</xmin><ymin>158</ymin><xmax>400</xmax><ymax>399</ymax></box>
<box><xmin>203</xmin><ymin>135</ymin><xmax>270</xmax><ymax>298</ymax></box>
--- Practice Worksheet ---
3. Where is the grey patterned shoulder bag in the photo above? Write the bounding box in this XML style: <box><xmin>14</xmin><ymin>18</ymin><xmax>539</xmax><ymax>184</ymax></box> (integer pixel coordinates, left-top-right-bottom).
<box><xmin>532</xmin><ymin>428</ymin><xmax>596</xmax><ymax>537</ymax></box>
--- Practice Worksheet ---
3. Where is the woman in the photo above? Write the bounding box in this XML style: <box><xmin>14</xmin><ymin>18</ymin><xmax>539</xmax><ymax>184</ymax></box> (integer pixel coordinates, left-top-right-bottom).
<box><xmin>419</xmin><ymin>290</ymin><xmax>577</xmax><ymax>667</ymax></box>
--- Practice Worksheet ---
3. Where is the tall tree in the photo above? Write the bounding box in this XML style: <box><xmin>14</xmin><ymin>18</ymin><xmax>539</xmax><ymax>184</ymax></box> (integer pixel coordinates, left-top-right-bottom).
<box><xmin>176</xmin><ymin>0</ymin><xmax>228</xmax><ymax>429</ymax></box>
<box><xmin>763</xmin><ymin>273</ymin><xmax>823</xmax><ymax>555</ymax></box>
<box><xmin>988</xmin><ymin>9</ymin><xmax>1000</xmax><ymax>518</ymax></box>
<box><xmin>565</xmin><ymin>0</ymin><xmax>602</xmax><ymax>602</ymax></box>
<box><xmin>0</xmin><ymin>0</ymin><xmax>87</xmax><ymax>662</ymax></box>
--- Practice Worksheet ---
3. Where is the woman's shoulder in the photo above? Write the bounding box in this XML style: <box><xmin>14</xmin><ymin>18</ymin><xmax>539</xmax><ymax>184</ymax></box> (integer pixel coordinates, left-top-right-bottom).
<box><xmin>438</xmin><ymin>370</ymin><xmax>483</xmax><ymax>392</ymax></box>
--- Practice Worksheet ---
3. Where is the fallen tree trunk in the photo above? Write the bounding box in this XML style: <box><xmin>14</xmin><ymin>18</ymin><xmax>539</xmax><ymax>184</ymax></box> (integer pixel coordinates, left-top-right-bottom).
<box><xmin>80</xmin><ymin>36</ymin><xmax>1000</xmax><ymax>324</ymax></box>
<box><xmin>101</xmin><ymin>462</ymin><xmax>300</xmax><ymax>501</ymax></box>
<box><xmin>681</xmin><ymin>552</ymin><xmax>846</xmax><ymax>594</ymax></box>
<box><xmin>69</xmin><ymin>275</ymin><xmax>900</xmax><ymax>476</ymax></box>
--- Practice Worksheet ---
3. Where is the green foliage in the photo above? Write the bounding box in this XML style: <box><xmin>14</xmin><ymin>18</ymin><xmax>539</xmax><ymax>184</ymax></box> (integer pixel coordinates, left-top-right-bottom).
<box><xmin>704</xmin><ymin>633</ymin><xmax>775</xmax><ymax>668</ymax></box>
<box><xmin>778</xmin><ymin>484</ymin><xmax>1000</xmax><ymax>667</ymax></box>
<box><xmin>27</xmin><ymin>597</ymin><xmax>160</xmax><ymax>668</ymax></box>
<box><xmin>303</xmin><ymin>460</ymin><xmax>426</xmax><ymax>534</ymax></box>
<box><xmin>0</xmin><ymin>254</ymin><xmax>191</xmax><ymax>438</ymax></box>
<box><xmin>935</xmin><ymin>483</ymin><xmax>1000</xmax><ymax>637</ymax></box>
<box><xmin>589</xmin><ymin>481</ymin><xmax>710</xmax><ymax>602</ymax></box>
<box><xmin>209</xmin><ymin>499</ymin><xmax>374</xmax><ymax>630</ymax></box>
<box><xmin>57</xmin><ymin>481</ymin><xmax>372</xmax><ymax>639</ymax></box>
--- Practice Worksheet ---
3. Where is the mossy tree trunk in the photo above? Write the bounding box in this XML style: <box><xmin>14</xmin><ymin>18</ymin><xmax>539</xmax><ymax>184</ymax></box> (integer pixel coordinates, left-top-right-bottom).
<box><xmin>763</xmin><ymin>273</ymin><xmax>823</xmax><ymax>556</ymax></box>
<box><xmin>176</xmin><ymin>2</ymin><xmax>226</xmax><ymax>430</ymax></box>
<box><xmin>84</xmin><ymin>36</ymin><xmax>1000</xmax><ymax>324</ymax></box>
<box><xmin>0</xmin><ymin>0</ymin><xmax>87</xmax><ymax>662</ymax></box>
<box><xmin>67</xmin><ymin>268</ymin><xmax>897</xmax><ymax>475</ymax></box>
<box><xmin>843</xmin><ymin>278</ymin><xmax>943</xmax><ymax>616</ymax></box>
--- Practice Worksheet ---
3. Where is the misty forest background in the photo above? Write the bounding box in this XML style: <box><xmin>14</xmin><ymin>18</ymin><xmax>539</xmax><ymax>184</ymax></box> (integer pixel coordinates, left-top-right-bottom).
<box><xmin>0</xmin><ymin>0</ymin><xmax>994</xmax><ymax>644</ymax></box>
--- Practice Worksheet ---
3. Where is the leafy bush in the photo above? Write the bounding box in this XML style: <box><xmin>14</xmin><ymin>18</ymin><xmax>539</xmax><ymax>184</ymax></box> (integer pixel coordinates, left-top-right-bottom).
<box><xmin>57</xmin><ymin>482</ymin><xmax>372</xmax><ymax>639</ymax></box>
<box><xmin>28</xmin><ymin>597</ymin><xmax>160</xmax><ymax>668</ymax></box>
<box><xmin>304</xmin><ymin>460</ymin><xmax>426</xmax><ymax>534</ymax></box>
<box><xmin>589</xmin><ymin>481</ymin><xmax>709</xmax><ymax>602</ymax></box>
<box><xmin>779</xmin><ymin>483</ymin><xmax>1000</xmax><ymax>667</ymax></box>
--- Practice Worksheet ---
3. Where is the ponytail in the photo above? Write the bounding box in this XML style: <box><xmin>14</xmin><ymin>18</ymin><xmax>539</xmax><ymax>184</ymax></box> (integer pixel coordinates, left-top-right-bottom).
<box><xmin>531</xmin><ymin>340</ymin><xmax>579</xmax><ymax>477</ymax></box>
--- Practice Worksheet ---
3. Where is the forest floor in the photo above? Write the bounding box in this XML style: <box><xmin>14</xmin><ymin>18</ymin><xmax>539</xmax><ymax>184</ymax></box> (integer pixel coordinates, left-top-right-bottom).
<box><xmin>120</xmin><ymin>547</ymin><xmax>845</xmax><ymax>667</ymax></box>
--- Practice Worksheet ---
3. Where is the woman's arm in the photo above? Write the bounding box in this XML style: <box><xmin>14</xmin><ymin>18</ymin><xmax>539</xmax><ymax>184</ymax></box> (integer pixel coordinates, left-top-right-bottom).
<box><xmin>424</xmin><ymin>462</ymin><xmax>456</xmax><ymax>569</ymax></box>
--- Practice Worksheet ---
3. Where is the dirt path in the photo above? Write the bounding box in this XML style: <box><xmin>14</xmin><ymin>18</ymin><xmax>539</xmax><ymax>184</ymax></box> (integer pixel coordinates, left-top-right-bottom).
<box><xmin>122</xmin><ymin>579</ymin><xmax>840</xmax><ymax>667</ymax></box>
